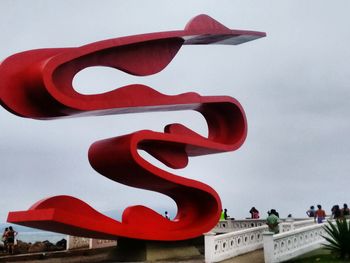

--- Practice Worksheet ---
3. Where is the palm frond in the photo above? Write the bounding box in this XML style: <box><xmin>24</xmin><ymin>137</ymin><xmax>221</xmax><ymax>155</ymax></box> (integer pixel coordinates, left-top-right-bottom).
<box><xmin>322</xmin><ymin>219</ymin><xmax>350</xmax><ymax>259</ymax></box>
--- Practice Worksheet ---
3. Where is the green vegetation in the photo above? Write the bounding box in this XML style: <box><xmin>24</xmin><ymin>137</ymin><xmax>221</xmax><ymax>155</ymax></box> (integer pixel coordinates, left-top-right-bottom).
<box><xmin>323</xmin><ymin>219</ymin><xmax>350</xmax><ymax>260</ymax></box>
<box><xmin>287</xmin><ymin>249</ymin><xmax>348</xmax><ymax>262</ymax></box>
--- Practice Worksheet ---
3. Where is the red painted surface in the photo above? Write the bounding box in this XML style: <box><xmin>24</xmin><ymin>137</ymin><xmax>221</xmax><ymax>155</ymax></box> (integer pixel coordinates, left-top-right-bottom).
<box><xmin>0</xmin><ymin>15</ymin><xmax>265</xmax><ymax>240</ymax></box>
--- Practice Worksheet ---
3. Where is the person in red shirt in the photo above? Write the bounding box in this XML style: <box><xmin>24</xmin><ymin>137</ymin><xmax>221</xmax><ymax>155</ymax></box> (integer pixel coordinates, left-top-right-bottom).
<box><xmin>314</xmin><ymin>204</ymin><xmax>326</xmax><ymax>223</ymax></box>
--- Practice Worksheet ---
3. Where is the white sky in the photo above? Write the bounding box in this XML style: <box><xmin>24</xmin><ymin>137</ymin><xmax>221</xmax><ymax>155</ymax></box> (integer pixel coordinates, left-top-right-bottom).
<box><xmin>1</xmin><ymin>0</ymin><xmax>350</xmax><ymax>223</ymax></box>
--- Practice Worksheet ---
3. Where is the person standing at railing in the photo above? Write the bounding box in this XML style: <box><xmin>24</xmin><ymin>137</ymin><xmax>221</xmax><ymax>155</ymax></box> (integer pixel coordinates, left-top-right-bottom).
<box><xmin>249</xmin><ymin>207</ymin><xmax>260</xmax><ymax>219</ymax></box>
<box><xmin>340</xmin><ymin>203</ymin><xmax>350</xmax><ymax>219</ymax></box>
<box><xmin>306</xmin><ymin>205</ymin><xmax>315</xmax><ymax>217</ymax></box>
<box><xmin>266</xmin><ymin>209</ymin><xmax>280</xmax><ymax>234</ymax></box>
<box><xmin>285</xmin><ymin>214</ymin><xmax>294</xmax><ymax>222</ymax></box>
<box><xmin>220</xmin><ymin>208</ymin><xmax>229</xmax><ymax>220</ymax></box>
<box><xmin>331</xmin><ymin>205</ymin><xmax>342</xmax><ymax>219</ymax></box>
<box><xmin>314</xmin><ymin>204</ymin><xmax>326</xmax><ymax>223</ymax></box>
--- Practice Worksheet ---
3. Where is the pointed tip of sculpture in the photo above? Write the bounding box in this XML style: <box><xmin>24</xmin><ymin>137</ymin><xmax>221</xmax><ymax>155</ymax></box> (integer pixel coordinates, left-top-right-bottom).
<box><xmin>183</xmin><ymin>14</ymin><xmax>266</xmax><ymax>45</ymax></box>
<box><xmin>185</xmin><ymin>14</ymin><xmax>231</xmax><ymax>32</ymax></box>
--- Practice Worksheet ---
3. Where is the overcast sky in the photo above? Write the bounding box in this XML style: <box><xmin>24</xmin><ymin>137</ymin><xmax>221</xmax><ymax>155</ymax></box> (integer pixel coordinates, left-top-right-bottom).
<box><xmin>1</xmin><ymin>0</ymin><xmax>350</xmax><ymax>225</ymax></box>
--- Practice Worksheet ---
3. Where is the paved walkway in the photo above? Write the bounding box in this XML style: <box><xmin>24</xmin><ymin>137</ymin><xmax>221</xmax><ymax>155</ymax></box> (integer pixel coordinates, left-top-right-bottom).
<box><xmin>1</xmin><ymin>248</ymin><xmax>265</xmax><ymax>263</ymax></box>
<box><xmin>221</xmin><ymin>249</ymin><xmax>264</xmax><ymax>263</ymax></box>
<box><xmin>155</xmin><ymin>249</ymin><xmax>264</xmax><ymax>263</ymax></box>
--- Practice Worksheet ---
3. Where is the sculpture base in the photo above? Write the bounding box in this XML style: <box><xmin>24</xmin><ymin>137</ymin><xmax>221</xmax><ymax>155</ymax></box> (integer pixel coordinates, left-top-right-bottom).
<box><xmin>111</xmin><ymin>237</ymin><xmax>203</xmax><ymax>261</ymax></box>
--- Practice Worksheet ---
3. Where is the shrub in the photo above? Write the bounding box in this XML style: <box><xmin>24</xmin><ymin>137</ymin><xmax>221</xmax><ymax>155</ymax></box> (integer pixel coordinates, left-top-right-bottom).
<box><xmin>322</xmin><ymin>219</ymin><xmax>350</xmax><ymax>259</ymax></box>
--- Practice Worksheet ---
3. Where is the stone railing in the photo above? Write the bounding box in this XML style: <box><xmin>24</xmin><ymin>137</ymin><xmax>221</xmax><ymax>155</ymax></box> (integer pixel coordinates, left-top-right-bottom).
<box><xmin>206</xmin><ymin>218</ymin><xmax>320</xmax><ymax>262</ymax></box>
<box><xmin>212</xmin><ymin>219</ymin><xmax>267</xmax><ymax>233</ymax></box>
<box><xmin>263</xmin><ymin>223</ymin><xmax>328</xmax><ymax>263</ymax></box>
<box><xmin>205</xmin><ymin>225</ymin><xmax>268</xmax><ymax>262</ymax></box>
<box><xmin>213</xmin><ymin>218</ymin><xmax>312</xmax><ymax>234</ymax></box>
<box><xmin>279</xmin><ymin>219</ymin><xmax>316</xmax><ymax>233</ymax></box>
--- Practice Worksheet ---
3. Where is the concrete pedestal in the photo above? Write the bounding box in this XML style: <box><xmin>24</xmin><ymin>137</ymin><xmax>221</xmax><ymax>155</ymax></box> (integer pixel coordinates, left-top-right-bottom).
<box><xmin>110</xmin><ymin>237</ymin><xmax>203</xmax><ymax>261</ymax></box>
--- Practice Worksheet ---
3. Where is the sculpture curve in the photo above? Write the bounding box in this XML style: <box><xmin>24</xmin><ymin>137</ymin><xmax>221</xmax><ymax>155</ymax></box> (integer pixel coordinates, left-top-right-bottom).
<box><xmin>0</xmin><ymin>14</ymin><xmax>265</xmax><ymax>240</ymax></box>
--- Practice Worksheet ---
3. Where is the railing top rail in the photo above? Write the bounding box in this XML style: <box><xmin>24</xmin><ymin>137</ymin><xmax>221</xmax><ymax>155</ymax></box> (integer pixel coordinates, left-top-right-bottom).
<box><xmin>226</xmin><ymin>218</ymin><xmax>266</xmax><ymax>221</ymax></box>
<box><xmin>292</xmin><ymin>219</ymin><xmax>314</xmax><ymax>225</ymax></box>
<box><xmin>213</xmin><ymin>225</ymin><xmax>267</xmax><ymax>241</ymax></box>
<box><xmin>279</xmin><ymin>218</ymin><xmax>315</xmax><ymax>226</ymax></box>
<box><xmin>220</xmin><ymin>217</ymin><xmax>312</xmax><ymax>223</ymax></box>
<box><xmin>293</xmin><ymin>217</ymin><xmax>314</xmax><ymax>222</ymax></box>
<box><xmin>272</xmin><ymin>222</ymin><xmax>326</xmax><ymax>240</ymax></box>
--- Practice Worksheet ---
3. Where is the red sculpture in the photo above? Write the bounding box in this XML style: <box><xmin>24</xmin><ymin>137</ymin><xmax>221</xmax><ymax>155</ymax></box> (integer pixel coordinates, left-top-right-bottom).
<box><xmin>0</xmin><ymin>15</ymin><xmax>265</xmax><ymax>240</ymax></box>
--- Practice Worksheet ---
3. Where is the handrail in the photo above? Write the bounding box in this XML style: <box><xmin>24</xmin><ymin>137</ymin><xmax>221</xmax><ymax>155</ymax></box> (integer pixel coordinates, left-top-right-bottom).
<box><xmin>206</xmin><ymin>218</ymin><xmax>319</xmax><ymax>262</ymax></box>
<box><xmin>263</xmin><ymin>222</ymin><xmax>330</xmax><ymax>263</ymax></box>
<box><xmin>212</xmin><ymin>218</ymin><xmax>314</xmax><ymax>233</ymax></box>
<box><xmin>279</xmin><ymin>218</ymin><xmax>315</xmax><ymax>232</ymax></box>
<box><xmin>205</xmin><ymin>225</ymin><xmax>267</xmax><ymax>262</ymax></box>
<box><xmin>212</xmin><ymin>219</ymin><xmax>266</xmax><ymax>233</ymax></box>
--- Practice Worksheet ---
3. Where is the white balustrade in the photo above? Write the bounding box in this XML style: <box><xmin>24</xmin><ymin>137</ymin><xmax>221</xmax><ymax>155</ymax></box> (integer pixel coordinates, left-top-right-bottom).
<box><xmin>279</xmin><ymin>219</ymin><xmax>315</xmax><ymax>233</ymax></box>
<box><xmin>231</xmin><ymin>219</ymin><xmax>267</xmax><ymax>230</ymax></box>
<box><xmin>205</xmin><ymin>225</ymin><xmax>268</xmax><ymax>262</ymax></box>
<box><xmin>263</xmin><ymin>223</ymin><xmax>329</xmax><ymax>263</ymax></box>
<box><xmin>206</xmin><ymin>218</ymin><xmax>320</xmax><ymax>262</ymax></box>
<box><xmin>213</xmin><ymin>218</ymin><xmax>313</xmax><ymax>234</ymax></box>
<box><xmin>212</xmin><ymin>219</ymin><xmax>267</xmax><ymax>233</ymax></box>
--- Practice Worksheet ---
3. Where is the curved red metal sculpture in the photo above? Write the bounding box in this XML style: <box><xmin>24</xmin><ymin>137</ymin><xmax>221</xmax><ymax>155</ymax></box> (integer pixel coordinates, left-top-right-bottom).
<box><xmin>0</xmin><ymin>15</ymin><xmax>265</xmax><ymax>240</ymax></box>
